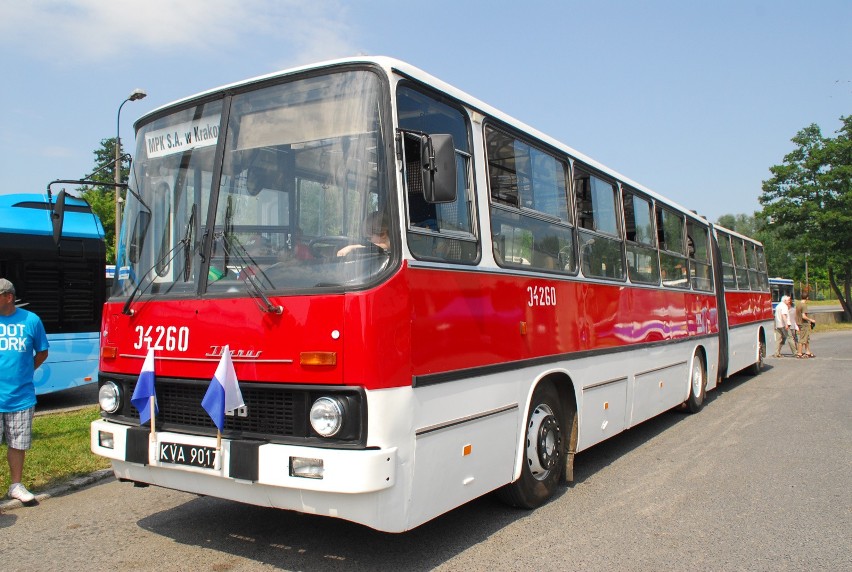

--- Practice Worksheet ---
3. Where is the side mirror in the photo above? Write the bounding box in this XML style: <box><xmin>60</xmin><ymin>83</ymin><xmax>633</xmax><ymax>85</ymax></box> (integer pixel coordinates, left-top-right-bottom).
<box><xmin>51</xmin><ymin>190</ymin><xmax>67</xmax><ymax>245</ymax></box>
<box><xmin>420</xmin><ymin>134</ymin><xmax>457</xmax><ymax>204</ymax></box>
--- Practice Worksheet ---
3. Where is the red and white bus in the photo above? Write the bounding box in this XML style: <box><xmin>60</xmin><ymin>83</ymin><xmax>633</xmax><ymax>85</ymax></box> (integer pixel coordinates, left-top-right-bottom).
<box><xmin>91</xmin><ymin>57</ymin><xmax>771</xmax><ymax>532</ymax></box>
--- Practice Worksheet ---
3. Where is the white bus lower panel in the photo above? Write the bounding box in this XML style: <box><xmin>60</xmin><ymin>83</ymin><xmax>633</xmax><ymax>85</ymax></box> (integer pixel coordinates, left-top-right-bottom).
<box><xmin>91</xmin><ymin>419</ymin><xmax>409</xmax><ymax>531</ymax></box>
<box><xmin>726</xmin><ymin>321</ymin><xmax>771</xmax><ymax>376</ymax></box>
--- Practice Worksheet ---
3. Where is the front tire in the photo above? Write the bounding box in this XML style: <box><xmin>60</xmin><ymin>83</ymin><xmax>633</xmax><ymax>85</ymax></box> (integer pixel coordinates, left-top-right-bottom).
<box><xmin>685</xmin><ymin>352</ymin><xmax>707</xmax><ymax>413</ymax></box>
<box><xmin>497</xmin><ymin>382</ymin><xmax>565</xmax><ymax>508</ymax></box>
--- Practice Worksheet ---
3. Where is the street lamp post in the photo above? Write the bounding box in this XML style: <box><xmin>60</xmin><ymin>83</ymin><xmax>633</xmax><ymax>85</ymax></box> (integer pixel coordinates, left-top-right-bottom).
<box><xmin>115</xmin><ymin>89</ymin><xmax>147</xmax><ymax>252</ymax></box>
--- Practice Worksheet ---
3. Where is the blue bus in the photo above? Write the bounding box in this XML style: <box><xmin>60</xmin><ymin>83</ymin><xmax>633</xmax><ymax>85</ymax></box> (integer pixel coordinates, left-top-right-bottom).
<box><xmin>0</xmin><ymin>193</ymin><xmax>106</xmax><ymax>394</ymax></box>
<box><xmin>769</xmin><ymin>277</ymin><xmax>794</xmax><ymax>311</ymax></box>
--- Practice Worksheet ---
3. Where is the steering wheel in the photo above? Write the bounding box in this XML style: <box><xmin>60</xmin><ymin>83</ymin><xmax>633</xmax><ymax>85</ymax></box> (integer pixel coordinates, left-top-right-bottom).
<box><xmin>308</xmin><ymin>236</ymin><xmax>353</xmax><ymax>259</ymax></box>
<box><xmin>347</xmin><ymin>240</ymin><xmax>386</xmax><ymax>257</ymax></box>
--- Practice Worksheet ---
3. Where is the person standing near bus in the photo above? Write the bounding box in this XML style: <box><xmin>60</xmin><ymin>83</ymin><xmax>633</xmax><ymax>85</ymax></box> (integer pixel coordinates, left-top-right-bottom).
<box><xmin>773</xmin><ymin>295</ymin><xmax>797</xmax><ymax>357</ymax></box>
<box><xmin>795</xmin><ymin>293</ymin><xmax>817</xmax><ymax>357</ymax></box>
<box><xmin>0</xmin><ymin>278</ymin><xmax>49</xmax><ymax>504</ymax></box>
<box><xmin>787</xmin><ymin>297</ymin><xmax>801</xmax><ymax>357</ymax></box>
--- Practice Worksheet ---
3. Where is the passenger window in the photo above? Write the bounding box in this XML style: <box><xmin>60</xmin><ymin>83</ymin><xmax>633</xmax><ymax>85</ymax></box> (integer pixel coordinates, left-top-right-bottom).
<box><xmin>687</xmin><ymin>220</ymin><xmax>713</xmax><ymax>291</ymax></box>
<box><xmin>754</xmin><ymin>245</ymin><xmax>769</xmax><ymax>291</ymax></box>
<box><xmin>746</xmin><ymin>243</ymin><xmax>765</xmax><ymax>291</ymax></box>
<box><xmin>656</xmin><ymin>207</ymin><xmax>688</xmax><ymax>288</ymax></box>
<box><xmin>397</xmin><ymin>86</ymin><xmax>478</xmax><ymax>263</ymax></box>
<box><xmin>717</xmin><ymin>232</ymin><xmax>737</xmax><ymax>290</ymax></box>
<box><xmin>575</xmin><ymin>174</ymin><xmax>618</xmax><ymax>235</ymax></box>
<box><xmin>574</xmin><ymin>165</ymin><xmax>624</xmax><ymax>280</ymax></box>
<box><xmin>622</xmin><ymin>190</ymin><xmax>659</xmax><ymax>284</ymax></box>
<box><xmin>732</xmin><ymin>237</ymin><xmax>750</xmax><ymax>290</ymax></box>
<box><xmin>485</xmin><ymin>124</ymin><xmax>575</xmax><ymax>274</ymax></box>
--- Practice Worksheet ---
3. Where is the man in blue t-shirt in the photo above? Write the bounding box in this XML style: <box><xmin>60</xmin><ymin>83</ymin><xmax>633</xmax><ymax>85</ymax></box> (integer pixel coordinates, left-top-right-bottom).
<box><xmin>0</xmin><ymin>278</ymin><xmax>49</xmax><ymax>504</ymax></box>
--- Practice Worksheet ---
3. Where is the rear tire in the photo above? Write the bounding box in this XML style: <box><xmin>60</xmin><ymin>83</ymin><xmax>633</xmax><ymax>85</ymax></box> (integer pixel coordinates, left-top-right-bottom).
<box><xmin>497</xmin><ymin>382</ymin><xmax>565</xmax><ymax>508</ymax></box>
<box><xmin>748</xmin><ymin>339</ymin><xmax>765</xmax><ymax>375</ymax></box>
<box><xmin>685</xmin><ymin>352</ymin><xmax>706</xmax><ymax>413</ymax></box>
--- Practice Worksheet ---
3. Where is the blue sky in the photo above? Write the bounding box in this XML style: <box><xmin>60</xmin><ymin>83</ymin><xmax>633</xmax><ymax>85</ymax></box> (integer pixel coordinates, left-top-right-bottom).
<box><xmin>0</xmin><ymin>0</ymin><xmax>849</xmax><ymax>223</ymax></box>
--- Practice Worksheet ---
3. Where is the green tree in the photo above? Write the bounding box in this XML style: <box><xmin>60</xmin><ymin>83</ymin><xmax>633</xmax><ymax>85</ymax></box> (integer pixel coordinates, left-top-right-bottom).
<box><xmin>760</xmin><ymin>116</ymin><xmax>852</xmax><ymax>319</ymax></box>
<box><xmin>756</xmin><ymin>221</ymin><xmax>798</xmax><ymax>280</ymax></box>
<box><xmin>78</xmin><ymin>137</ymin><xmax>130</xmax><ymax>264</ymax></box>
<box><xmin>716</xmin><ymin>213</ymin><xmax>758</xmax><ymax>237</ymax></box>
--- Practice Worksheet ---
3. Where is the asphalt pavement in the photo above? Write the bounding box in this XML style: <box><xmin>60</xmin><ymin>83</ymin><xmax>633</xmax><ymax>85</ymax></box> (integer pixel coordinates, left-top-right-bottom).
<box><xmin>2</xmin><ymin>331</ymin><xmax>849</xmax><ymax>571</ymax></box>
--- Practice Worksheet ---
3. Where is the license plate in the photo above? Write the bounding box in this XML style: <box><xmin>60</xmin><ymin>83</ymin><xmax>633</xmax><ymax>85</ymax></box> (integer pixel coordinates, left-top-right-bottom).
<box><xmin>159</xmin><ymin>442</ymin><xmax>217</xmax><ymax>469</ymax></box>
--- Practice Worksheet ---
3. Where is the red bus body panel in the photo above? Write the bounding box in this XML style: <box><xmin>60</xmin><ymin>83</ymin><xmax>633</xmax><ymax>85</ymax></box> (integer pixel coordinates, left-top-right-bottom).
<box><xmin>724</xmin><ymin>290</ymin><xmax>773</xmax><ymax>327</ymax></box>
<box><xmin>101</xmin><ymin>262</ymin><xmax>728</xmax><ymax>391</ymax></box>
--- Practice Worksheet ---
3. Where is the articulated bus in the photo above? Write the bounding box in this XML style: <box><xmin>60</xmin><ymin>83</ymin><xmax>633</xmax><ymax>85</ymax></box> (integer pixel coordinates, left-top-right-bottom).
<box><xmin>0</xmin><ymin>193</ymin><xmax>106</xmax><ymax>394</ymax></box>
<box><xmin>90</xmin><ymin>57</ymin><xmax>771</xmax><ymax>532</ymax></box>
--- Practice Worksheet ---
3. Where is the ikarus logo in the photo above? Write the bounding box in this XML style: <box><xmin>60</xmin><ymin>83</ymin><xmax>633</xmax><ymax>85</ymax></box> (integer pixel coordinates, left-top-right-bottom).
<box><xmin>206</xmin><ymin>345</ymin><xmax>262</xmax><ymax>359</ymax></box>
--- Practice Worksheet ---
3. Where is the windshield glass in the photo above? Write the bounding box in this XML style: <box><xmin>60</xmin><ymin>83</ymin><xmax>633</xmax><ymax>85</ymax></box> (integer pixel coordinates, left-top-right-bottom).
<box><xmin>113</xmin><ymin>70</ymin><xmax>391</xmax><ymax>300</ymax></box>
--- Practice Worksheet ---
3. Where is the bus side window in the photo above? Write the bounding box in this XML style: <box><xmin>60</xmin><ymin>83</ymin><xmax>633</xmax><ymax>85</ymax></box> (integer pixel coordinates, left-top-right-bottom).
<box><xmin>746</xmin><ymin>242</ymin><xmax>764</xmax><ymax>291</ymax></box>
<box><xmin>574</xmin><ymin>176</ymin><xmax>594</xmax><ymax>231</ymax></box>
<box><xmin>622</xmin><ymin>189</ymin><xmax>660</xmax><ymax>285</ymax></box>
<box><xmin>573</xmin><ymin>165</ymin><xmax>624</xmax><ymax>280</ymax></box>
<box><xmin>397</xmin><ymin>85</ymin><xmax>478</xmax><ymax>263</ymax></box>
<box><xmin>732</xmin><ymin>237</ymin><xmax>751</xmax><ymax>290</ymax></box>
<box><xmin>755</xmin><ymin>245</ymin><xmax>769</xmax><ymax>291</ymax></box>
<box><xmin>405</xmin><ymin>154</ymin><xmax>437</xmax><ymax>230</ymax></box>
<box><xmin>687</xmin><ymin>219</ymin><xmax>713</xmax><ymax>291</ymax></box>
<box><xmin>657</xmin><ymin>206</ymin><xmax>688</xmax><ymax>288</ymax></box>
<box><xmin>485</xmin><ymin>124</ymin><xmax>575</xmax><ymax>274</ymax></box>
<box><xmin>717</xmin><ymin>232</ymin><xmax>737</xmax><ymax>289</ymax></box>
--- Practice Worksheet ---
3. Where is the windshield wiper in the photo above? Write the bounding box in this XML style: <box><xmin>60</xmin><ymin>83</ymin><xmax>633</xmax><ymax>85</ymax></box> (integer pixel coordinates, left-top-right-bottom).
<box><xmin>122</xmin><ymin>216</ymin><xmax>197</xmax><ymax>316</ymax></box>
<box><xmin>220</xmin><ymin>233</ymin><xmax>283</xmax><ymax>314</ymax></box>
<box><xmin>183</xmin><ymin>204</ymin><xmax>196</xmax><ymax>281</ymax></box>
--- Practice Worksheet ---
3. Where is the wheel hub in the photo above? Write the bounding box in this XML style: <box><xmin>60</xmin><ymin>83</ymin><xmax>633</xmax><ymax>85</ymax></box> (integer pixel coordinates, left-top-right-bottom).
<box><xmin>526</xmin><ymin>404</ymin><xmax>562</xmax><ymax>480</ymax></box>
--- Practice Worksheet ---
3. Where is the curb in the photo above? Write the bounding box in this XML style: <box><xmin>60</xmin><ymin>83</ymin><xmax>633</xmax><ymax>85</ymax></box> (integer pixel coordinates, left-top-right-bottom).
<box><xmin>34</xmin><ymin>403</ymin><xmax>98</xmax><ymax>417</ymax></box>
<box><xmin>0</xmin><ymin>469</ymin><xmax>114</xmax><ymax>512</ymax></box>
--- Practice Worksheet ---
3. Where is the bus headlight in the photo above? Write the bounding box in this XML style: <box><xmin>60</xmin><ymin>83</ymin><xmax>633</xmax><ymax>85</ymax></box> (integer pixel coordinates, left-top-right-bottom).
<box><xmin>98</xmin><ymin>381</ymin><xmax>121</xmax><ymax>413</ymax></box>
<box><xmin>309</xmin><ymin>396</ymin><xmax>344</xmax><ymax>437</ymax></box>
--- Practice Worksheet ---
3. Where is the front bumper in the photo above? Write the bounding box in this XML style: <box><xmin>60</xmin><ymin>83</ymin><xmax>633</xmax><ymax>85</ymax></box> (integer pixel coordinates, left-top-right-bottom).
<box><xmin>91</xmin><ymin>419</ymin><xmax>396</xmax><ymax>494</ymax></box>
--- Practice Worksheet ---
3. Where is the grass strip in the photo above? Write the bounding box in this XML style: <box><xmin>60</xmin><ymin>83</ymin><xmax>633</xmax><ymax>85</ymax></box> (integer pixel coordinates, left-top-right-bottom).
<box><xmin>1</xmin><ymin>406</ymin><xmax>110</xmax><ymax>494</ymax></box>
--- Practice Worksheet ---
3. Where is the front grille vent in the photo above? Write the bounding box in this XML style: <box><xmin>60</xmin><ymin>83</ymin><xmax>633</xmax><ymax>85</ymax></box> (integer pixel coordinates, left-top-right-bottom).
<box><xmin>123</xmin><ymin>379</ymin><xmax>306</xmax><ymax>438</ymax></box>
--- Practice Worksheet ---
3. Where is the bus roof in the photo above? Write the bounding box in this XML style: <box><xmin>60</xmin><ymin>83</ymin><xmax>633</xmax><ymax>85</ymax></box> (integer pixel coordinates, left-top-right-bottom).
<box><xmin>713</xmin><ymin>223</ymin><xmax>765</xmax><ymax>247</ymax></box>
<box><xmin>136</xmin><ymin>56</ymin><xmax>711</xmax><ymax>227</ymax></box>
<box><xmin>0</xmin><ymin>193</ymin><xmax>105</xmax><ymax>239</ymax></box>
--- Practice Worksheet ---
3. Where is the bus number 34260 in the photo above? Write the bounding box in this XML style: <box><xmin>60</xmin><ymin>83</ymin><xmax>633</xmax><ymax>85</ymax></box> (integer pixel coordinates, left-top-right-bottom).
<box><xmin>133</xmin><ymin>325</ymin><xmax>190</xmax><ymax>352</ymax></box>
<box><xmin>527</xmin><ymin>285</ymin><xmax>557</xmax><ymax>307</ymax></box>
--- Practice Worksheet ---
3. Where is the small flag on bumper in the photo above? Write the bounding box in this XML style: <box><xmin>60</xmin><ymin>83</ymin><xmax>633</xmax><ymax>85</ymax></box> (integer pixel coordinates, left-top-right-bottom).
<box><xmin>201</xmin><ymin>345</ymin><xmax>244</xmax><ymax>431</ymax></box>
<box><xmin>130</xmin><ymin>348</ymin><xmax>158</xmax><ymax>425</ymax></box>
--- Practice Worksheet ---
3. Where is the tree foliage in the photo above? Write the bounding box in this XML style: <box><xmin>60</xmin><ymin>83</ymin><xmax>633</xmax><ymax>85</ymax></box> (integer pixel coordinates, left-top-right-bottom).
<box><xmin>716</xmin><ymin>213</ymin><xmax>759</xmax><ymax>237</ymax></box>
<box><xmin>760</xmin><ymin>116</ymin><xmax>852</xmax><ymax>318</ymax></box>
<box><xmin>78</xmin><ymin>137</ymin><xmax>130</xmax><ymax>264</ymax></box>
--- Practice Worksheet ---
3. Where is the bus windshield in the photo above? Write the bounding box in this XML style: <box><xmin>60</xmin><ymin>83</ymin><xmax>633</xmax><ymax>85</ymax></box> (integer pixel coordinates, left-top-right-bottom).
<box><xmin>114</xmin><ymin>69</ymin><xmax>391</xmax><ymax>300</ymax></box>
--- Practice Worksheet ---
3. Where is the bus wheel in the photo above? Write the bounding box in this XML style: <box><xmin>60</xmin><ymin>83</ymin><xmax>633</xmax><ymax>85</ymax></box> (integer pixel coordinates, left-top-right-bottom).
<box><xmin>497</xmin><ymin>383</ymin><xmax>564</xmax><ymax>509</ymax></box>
<box><xmin>748</xmin><ymin>340</ymin><xmax>765</xmax><ymax>375</ymax></box>
<box><xmin>685</xmin><ymin>353</ymin><xmax>706</xmax><ymax>413</ymax></box>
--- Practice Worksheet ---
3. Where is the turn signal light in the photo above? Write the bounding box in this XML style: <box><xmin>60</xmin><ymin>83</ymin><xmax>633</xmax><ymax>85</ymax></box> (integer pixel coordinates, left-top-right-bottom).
<box><xmin>300</xmin><ymin>352</ymin><xmax>337</xmax><ymax>366</ymax></box>
<box><xmin>102</xmin><ymin>346</ymin><xmax>118</xmax><ymax>359</ymax></box>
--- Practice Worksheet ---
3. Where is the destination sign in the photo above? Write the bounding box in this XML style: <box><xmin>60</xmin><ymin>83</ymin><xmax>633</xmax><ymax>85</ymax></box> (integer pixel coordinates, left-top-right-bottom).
<box><xmin>145</xmin><ymin>115</ymin><xmax>221</xmax><ymax>159</ymax></box>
